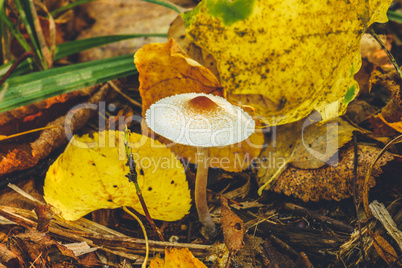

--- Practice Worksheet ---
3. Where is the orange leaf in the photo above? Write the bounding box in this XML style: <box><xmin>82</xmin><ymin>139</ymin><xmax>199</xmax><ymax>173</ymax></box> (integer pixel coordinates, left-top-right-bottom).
<box><xmin>370</xmin><ymin>231</ymin><xmax>399</xmax><ymax>265</ymax></box>
<box><xmin>134</xmin><ymin>38</ymin><xmax>222</xmax><ymax>119</ymax></box>
<box><xmin>377</xmin><ymin>113</ymin><xmax>402</xmax><ymax>133</ymax></box>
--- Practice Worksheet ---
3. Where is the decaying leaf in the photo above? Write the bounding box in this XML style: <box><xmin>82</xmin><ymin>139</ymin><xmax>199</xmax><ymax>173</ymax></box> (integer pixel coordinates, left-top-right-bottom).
<box><xmin>369</xmin><ymin>69</ymin><xmax>402</xmax><ymax>134</ymax></box>
<box><xmin>149</xmin><ymin>248</ymin><xmax>207</xmax><ymax>268</ymax></box>
<box><xmin>257</xmin><ymin>116</ymin><xmax>358</xmax><ymax>194</ymax></box>
<box><xmin>370</xmin><ymin>231</ymin><xmax>399</xmax><ymax>265</ymax></box>
<box><xmin>183</xmin><ymin>0</ymin><xmax>393</xmax><ymax>125</ymax></box>
<box><xmin>135</xmin><ymin>38</ymin><xmax>264</xmax><ymax>172</ymax></box>
<box><xmin>220</xmin><ymin>196</ymin><xmax>244</xmax><ymax>254</ymax></box>
<box><xmin>272</xmin><ymin>145</ymin><xmax>394</xmax><ymax>202</ymax></box>
<box><xmin>378</xmin><ymin>114</ymin><xmax>402</xmax><ymax>133</ymax></box>
<box><xmin>0</xmin><ymin>84</ymin><xmax>107</xmax><ymax>176</ymax></box>
<box><xmin>44</xmin><ymin>130</ymin><xmax>191</xmax><ymax>221</ymax></box>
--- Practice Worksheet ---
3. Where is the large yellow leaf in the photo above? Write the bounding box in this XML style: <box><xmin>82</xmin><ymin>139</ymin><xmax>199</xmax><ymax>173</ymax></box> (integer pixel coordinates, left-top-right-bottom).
<box><xmin>44</xmin><ymin>131</ymin><xmax>191</xmax><ymax>221</ymax></box>
<box><xmin>183</xmin><ymin>0</ymin><xmax>392</xmax><ymax>125</ymax></box>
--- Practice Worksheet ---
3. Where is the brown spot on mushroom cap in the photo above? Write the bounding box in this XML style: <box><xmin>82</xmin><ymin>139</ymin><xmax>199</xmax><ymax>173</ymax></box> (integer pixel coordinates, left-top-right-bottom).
<box><xmin>187</xmin><ymin>96</ymin><xmax>219</xmax><ymax>112</ymax></box>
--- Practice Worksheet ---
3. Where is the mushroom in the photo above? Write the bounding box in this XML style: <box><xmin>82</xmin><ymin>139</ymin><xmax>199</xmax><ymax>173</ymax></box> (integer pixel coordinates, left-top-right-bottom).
<box><xmin>145</xmin><ymin>93</ymin><xmax>255</xmax><ymax>235</ymax></box>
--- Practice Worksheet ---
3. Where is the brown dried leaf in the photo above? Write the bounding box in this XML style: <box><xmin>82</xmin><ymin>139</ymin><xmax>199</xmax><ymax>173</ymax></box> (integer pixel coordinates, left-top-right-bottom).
<box><xmin>0</xmin><ymin>86</ymin><xmax>96</xmax><ymax>129</ymax></box>
<box><xmin>0</xmin><ymin>84</ymin><xmax>110</xmax><ymax>176</ymax></box>
<box><xmin>220</xmin><ymin>196</ymin><xmax>245</xmax><ymax>254</ymax></box>
<box><xmin>257</xmin><ymin>116</ymin><xmax>358</xmax><ymax>193</ymax></box>
<box><xmin>272</xmin><ymin>145</ymin><xmax>394</xmax><ymax>202</ymax></box>
<box><xmin>370</xmin><ymin>231</ymin><xmax>399</xmax><ymax>265</ymax></box>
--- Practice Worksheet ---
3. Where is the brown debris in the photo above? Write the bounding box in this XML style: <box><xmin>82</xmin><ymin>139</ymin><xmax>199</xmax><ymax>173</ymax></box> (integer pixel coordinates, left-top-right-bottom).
<box><xmin>368</xmin><ymin>68</ymin><xmax>402</xmax><ymax>135</ymax></box>
<box><xmin>282</xmin><ymin>203</ymin><xmax>353</xmax><ymax>233</ymax></box>
<box><xmin>0</xmin><ymin>243</ymin><xmax>22</xmax><ymax>267</ymax></box>
<box><xmin>0</xmin><ymin>83</ymin><xmax>111</xmax><ymax>176</ymax></box>
<box><xmin>272</xmin><ymin>145</ymin><xmax>394</xmax><ymax>202</ymax></box>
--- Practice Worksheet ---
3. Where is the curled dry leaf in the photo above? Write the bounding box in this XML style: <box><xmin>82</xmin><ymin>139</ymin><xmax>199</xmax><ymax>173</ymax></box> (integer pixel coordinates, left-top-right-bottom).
<box><xmin>135</xmin><ymin>38</ymin><xmax>264</xmax><ymax>172</ymax></box>
<box><xmin>149</xmin><ymin>248</ymin><xmax>207</xmax><ymax>268</ymax></box>
<box><xmin>44</xmin><ymin>130</ymin><xmax>191</xmax><ymax>221</ymax></box>
<box><xmin>184</xmin><ymin>0</ymin><xmax>392</xmax><ymax>125</ymax></box>
<box><xmin>272</xmin><ymin>145</ymin><xmax>394</xmax><ymax>202</ymax></box>
<box><xmin>0</xmin><ymin>84</ymin><xmax>108</xmax><ymax>176</ymax></box>
<box><xmin>220</xmin><ymin>196</ymin><xmax>245</xmax><ymax>254</ymax></box>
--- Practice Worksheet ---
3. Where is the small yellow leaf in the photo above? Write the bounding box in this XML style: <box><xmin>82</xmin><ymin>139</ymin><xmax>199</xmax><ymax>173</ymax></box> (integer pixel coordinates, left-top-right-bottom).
<box><xmin>149</xmin><ymin>248</ymin><xmax>207</xmax><ymax>268</ymax></box>
<box><xmin>44</xmin><ymin>131</ymin><xmax>191</xmax><ymax>221</ymax></box>
<box><xmin>184</xmin><ymin>0</ymin><xmax>393</xmax><ymax>125</ymax></box>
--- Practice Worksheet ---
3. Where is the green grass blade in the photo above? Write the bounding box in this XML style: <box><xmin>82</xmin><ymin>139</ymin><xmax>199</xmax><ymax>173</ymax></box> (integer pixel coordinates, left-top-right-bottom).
<box><xmin>0</xmin><ymin>7</ymin><xmax>31</xmax><ymax>52</ymax></box>
<box><xmin>0</xmin><ymin>33</ymin><xmax>167</xmax><ymax>78</ymax></box>
<box><xmin>140</xmin><ymin>0</ymin><xmax>181</xmax><ymax>13</ymax></box>
<box><xmin>0</xmin><ymin>54</ymin><xmax>136</xmax><ymax>113</ymax></box>
<box><xmin>54</xmin><ymin>33</ymin><xmax>168</xmax><ymax>59</ymax></box>
<box><xmin>14</xmin><ymin>0</ymin><xmax>46</xmax><ymax>69</ymax></box>
<box><xmin>387</xmin><ymin>10</ymin><xmax>402</xmax><ymax>23</ymax></box>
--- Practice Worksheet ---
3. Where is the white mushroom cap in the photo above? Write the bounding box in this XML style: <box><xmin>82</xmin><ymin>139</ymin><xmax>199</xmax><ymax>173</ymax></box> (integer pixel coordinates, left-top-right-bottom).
<box><xmin>145</xmin><ymin>93</ymin><xmax>255</xmax><ymax>147</ymax></box>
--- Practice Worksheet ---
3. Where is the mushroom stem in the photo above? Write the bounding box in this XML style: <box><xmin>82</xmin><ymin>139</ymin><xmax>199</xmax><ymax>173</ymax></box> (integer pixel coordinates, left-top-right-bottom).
<box><xmin>195</xmin><ymin>147</ymin><xmax>216</xmax><ymax>236</ymax></box>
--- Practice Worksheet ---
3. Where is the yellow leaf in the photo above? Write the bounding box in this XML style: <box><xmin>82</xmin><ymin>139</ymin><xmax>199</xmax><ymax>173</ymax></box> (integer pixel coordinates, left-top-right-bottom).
<box><xmin>184</xmin><ymin>0</ymin><xmax>393</xmax><ymax>125</ymax></box>
<box><xmin>135</xmin><ymin>39</ymin><xmax>264</xmax><ymax>172</ymax></box>
<box><xmin>44</xmin><ymin>131</ymin><xmax>191</xmax><ymax>221</ymax></box>
<box><xmin>149</xmin><ymin>248</ymin><xmax>207</xmax><ymax>268</ymax></box>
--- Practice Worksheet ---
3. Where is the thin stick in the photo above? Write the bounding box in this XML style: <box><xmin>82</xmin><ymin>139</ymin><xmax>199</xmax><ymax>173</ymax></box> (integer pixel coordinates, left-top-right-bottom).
<box><xmin>369</xmin><ymin>28</ymin><xmax>402</xmax><ymax>79</ymax></box>
<box><xmin>0</xmin><ymin>51</ymin><xmax>35</xmax><ymax>88</ymax></box>
<box><xmin>123</xmin><ymin>206</ymin><xmax>148</xmax><ymax>268</ymax></box>
<box><xmin>124</xmin><ymin>127</ymin><xmax>165</xmax><ymax>241</ymax></box>
<box><xmin>363</xmin><ymin>134</ymin><xmax>402</xmax><ymax>217</ymax></box>
<box><xmin>0</xmin><ymin>126</ymin><xmax>57</xmax><ymax>142</ymax></box>
<box><xmin>108</xmin><ymin>81</ymin><xmax>142</xmax><ymax>108</ymax></box>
